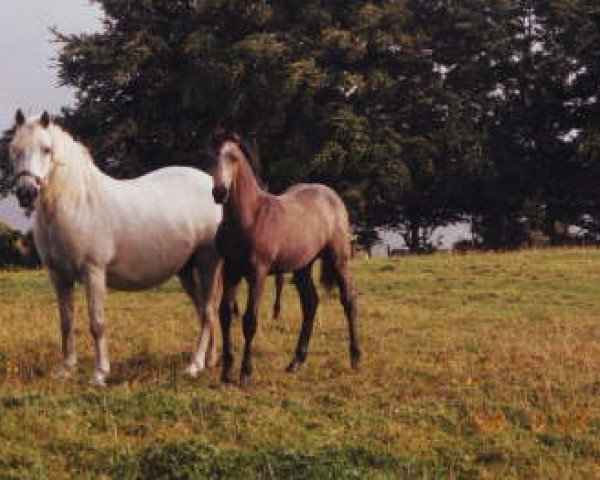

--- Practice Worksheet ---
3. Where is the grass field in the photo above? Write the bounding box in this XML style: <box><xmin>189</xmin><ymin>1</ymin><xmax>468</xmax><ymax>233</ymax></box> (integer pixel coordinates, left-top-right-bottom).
<box><xmin>1</xmin><ymin>248</ymin><xmax>600</xmax><ymax>479</ymax></box>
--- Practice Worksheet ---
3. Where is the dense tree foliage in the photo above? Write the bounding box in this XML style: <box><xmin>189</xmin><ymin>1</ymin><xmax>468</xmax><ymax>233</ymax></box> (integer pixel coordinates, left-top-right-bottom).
<box><xmin>3</xmin><ymin>0</ymin><xmax>599</xmax><ymax>250</ymax></box>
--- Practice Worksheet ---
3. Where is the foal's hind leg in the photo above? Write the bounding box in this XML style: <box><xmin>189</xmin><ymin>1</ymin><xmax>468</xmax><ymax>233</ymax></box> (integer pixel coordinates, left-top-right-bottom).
<box><xmin>286</xmin><ymin>266</ymin><xmax>318</xmax><ymax>373</ymax></box>
<box><xmin>334</xmin><ymin>261</ymin><xmax>361</xmax><ymax>370</ymax></box>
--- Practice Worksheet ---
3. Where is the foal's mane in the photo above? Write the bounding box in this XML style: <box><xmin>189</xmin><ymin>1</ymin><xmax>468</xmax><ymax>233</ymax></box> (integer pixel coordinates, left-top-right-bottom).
<box><xmin>211</xmin><ymin>129</ymin><xmax>263</xmax><ymax>185</ymax></box>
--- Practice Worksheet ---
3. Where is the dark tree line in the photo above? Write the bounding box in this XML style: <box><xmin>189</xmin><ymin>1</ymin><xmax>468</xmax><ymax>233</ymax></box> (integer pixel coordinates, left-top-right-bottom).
<box><xmin>2</xmin><ymin>0</ymin><xmax>600</xmax><ymax>251</ymax></box>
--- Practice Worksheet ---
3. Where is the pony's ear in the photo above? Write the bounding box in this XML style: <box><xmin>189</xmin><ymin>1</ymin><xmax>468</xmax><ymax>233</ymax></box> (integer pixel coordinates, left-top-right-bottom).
<box><xmin>15</xmin><ymin>109</ymin><xmax>25</xmax><ymax>126</ymax></box>
<box><xmin>232</xmin><ymin>133</ymin><xmax>241</xmax><ymax>143</ymax></box>
<box><xmin>40</xmin><ymin>111</ymin><xmax>50</xmax><ymax>129</ymax></box>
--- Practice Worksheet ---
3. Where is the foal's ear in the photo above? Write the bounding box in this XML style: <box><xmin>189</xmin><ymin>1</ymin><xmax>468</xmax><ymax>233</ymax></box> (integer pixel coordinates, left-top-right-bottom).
<box><xmin>211</xmin><ymin>126</ymin><xmax>230</xmax><ymax>148</ymax></box>
<box><xmin>15</xmin><ymin>109</ymin><xmax>25</xmax><ymax>126</ymax></box>
<box><xmin>40</xmin><ymin>111</ymin><xmax>50</xmax><ymax>129</ymax></box>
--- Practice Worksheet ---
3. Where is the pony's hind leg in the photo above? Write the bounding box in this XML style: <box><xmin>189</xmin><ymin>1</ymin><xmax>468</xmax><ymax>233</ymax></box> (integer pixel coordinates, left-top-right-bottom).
<box><xmin>178</xmin><ymin>250</ymin><xmax>221</xmax><ymax>377</ymax></box>
<box><xmin>50</xmin><ymin>271</ymin><xmax>76</xmax><ymax>379</ymax></box>
<box><xmin>197</xmin><ymin>250</ymin><xmax>222</xmax><ymax>370</ymax></box>
<box><xmin>286</xmin><ymin>266</ymin><xmax>318</xmax><ymax>373</ymax></box>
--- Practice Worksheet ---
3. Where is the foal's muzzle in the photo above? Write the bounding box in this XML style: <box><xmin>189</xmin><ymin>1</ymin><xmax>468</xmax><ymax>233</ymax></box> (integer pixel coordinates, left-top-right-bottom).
<box><xmin>212</xmin><ymin>185</ymin><xmax>229</xmax><ymax>204</ymax></box>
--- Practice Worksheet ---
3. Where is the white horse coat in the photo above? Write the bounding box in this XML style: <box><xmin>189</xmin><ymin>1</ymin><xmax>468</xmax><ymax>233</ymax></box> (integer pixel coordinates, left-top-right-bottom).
<box><xmin>35</xmin><ymin>165</ymin><xmax>221</xmax><ymax>290</ymax></box>
<box><xmin>9</xmin><ymin>111</ymin><xmax>222</xmax><ymax>386</ymax></box>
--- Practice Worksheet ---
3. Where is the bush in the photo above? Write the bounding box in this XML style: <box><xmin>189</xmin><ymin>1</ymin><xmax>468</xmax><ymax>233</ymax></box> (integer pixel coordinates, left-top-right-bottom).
<box><xmin>0</xmin><ymin>223</ymin><xmax>39</xmax><ymax>268</ymax></box>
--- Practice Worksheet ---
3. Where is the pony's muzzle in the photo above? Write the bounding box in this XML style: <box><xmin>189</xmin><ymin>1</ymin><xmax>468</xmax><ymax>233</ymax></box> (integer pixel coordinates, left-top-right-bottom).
<box><xmin>212</xmin><ymin>185</ymin><xmax>229</xmax><ymax>204</ymax></box>
<box><xmin>15</xmin><ymin>179</ymin><xmax>40</xmax><ymax>209</ymax></box>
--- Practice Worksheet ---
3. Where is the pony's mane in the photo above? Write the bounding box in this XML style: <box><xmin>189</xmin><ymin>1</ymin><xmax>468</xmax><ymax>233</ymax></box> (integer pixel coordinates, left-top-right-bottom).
<box><xmin>211</xmin><ymin>129</ymin><xmax>263</xmax><ymax>184</ymax></box>
<box><xmin>42</xmin><ymin>124</ymin><xmax>101</xmax><ymax>211</ymax></box>
<box><xmin>49</xmin><ymin>124</ymin><xmax>95</xmax><ymax>168</ymax></box>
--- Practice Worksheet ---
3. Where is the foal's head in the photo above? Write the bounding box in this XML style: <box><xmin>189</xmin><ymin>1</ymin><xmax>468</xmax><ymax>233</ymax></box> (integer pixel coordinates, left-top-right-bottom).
<box><xmin>9</xmin><ymin>109</ymin><xmax>53</xmax><ymax>209</ymax></box>
<box><xmin>208</xmin><ymin>128</ymin><xmax>258</xmax><ymax>205</ymax></box>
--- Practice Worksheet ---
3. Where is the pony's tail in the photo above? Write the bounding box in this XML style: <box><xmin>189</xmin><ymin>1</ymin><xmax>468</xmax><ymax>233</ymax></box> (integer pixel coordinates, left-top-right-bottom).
<box><xmin>320</xmin><ymin>251</ymin><xmax>338</xmax><ymax>292</ymax></box>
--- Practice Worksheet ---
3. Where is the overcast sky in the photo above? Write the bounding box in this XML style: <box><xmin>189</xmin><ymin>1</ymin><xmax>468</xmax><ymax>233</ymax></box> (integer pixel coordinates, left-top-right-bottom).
<box><xmin>0</xmin><ymin>1</ymin><xmax>101</xmax><ymax>229</ymax></box>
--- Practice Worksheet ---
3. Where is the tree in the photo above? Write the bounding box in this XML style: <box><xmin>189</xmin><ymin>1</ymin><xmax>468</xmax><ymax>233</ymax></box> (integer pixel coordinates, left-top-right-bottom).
<box><xmin>420</xmin><ymin>0</ymin><xmax>594</xmax><ymax>248</ymax></box>
<box><xmin>51</xmin><ymin>0</ymin><xmax>600</xmax><ymax>251</ymax></box>
<box><xmin>54</xmin><ymin>1</ymin><xmax>473</xmax><ymax>252</ymax></box>
<box><xmin>0</xmin><ymin>128</ymin><xmax>16</xmax><ymax>197</ymax></box>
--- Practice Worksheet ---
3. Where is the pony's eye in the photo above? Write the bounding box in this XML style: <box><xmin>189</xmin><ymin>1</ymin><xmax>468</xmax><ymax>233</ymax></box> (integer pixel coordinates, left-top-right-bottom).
<box><xmin>42</xmin><ymin>147</ymin><xmax>51</xmax><ymax>156</ymax></box>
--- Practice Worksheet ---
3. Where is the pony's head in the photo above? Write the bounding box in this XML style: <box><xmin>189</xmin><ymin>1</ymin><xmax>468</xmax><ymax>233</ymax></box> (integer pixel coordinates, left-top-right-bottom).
<box><xmin>208</xmin><ymin>127</ymin><xmax>251</xmax><ymax>204</ymax></box>
<box><xmin>9</xmin><ymin>109</ymin><xmax>54</xmax><ymax>209</ymax></box>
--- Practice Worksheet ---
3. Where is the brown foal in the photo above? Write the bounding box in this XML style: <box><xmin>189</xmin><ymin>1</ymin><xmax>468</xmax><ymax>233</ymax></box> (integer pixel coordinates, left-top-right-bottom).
<box><xmin>207</xmin><ymin>129</ymin><xmax>361</xmax><ymax>386</ymax></box>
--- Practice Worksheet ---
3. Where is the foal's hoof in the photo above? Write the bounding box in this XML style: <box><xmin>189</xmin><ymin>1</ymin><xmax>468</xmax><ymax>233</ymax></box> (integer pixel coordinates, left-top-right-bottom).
<box><xmin>220</xmin><ymin>372</ymin><xmax>236</xmax><ymax>384</ymax></box>
<box><xmin>285</xmin><ymin>360</ymin><xmax>302</xmax><ymax>373</ymax></box>
<box><xmin>239</xmin><ymin>374</ymin><xmax>251</xmax><ymax>388</ymax></box>
<box><xmin>350</xmin><ymin>348</ymin><xmax>361</xmax><ymax>371</ymax></box>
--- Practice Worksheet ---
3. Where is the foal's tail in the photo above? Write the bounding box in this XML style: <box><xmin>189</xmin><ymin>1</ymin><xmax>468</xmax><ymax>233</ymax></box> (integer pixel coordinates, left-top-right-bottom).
<box><xmin>320</xmin><ymin>250</ymin><xmax>338</xmax><ymax>292</ymax></box>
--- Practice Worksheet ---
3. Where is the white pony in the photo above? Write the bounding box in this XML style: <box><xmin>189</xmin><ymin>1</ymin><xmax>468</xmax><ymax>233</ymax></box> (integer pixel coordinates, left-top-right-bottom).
<box><xmin>9</xmin><ymin>109</ymin><xmax>222</xmax><ymax>386</ymax></box>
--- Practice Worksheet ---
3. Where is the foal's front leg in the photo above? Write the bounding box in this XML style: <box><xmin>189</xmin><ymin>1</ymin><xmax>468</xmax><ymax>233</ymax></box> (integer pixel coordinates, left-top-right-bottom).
<box><xmin>240</xmin><ymin>267</ymin><xmax>267</xmax><ymax>387</ymax></box>
<box><xmin>272</xmin><ymin>273</ymin><xmax>284</xmax><ymax>321</ymax></box>
<box><xmin>219</xmin><ymin>276</ymin><xmax>239</xmax><ymax>384</ymax></box>
<box><xmin>83</xmin><ymin>265</ymin><xmax>110</xmax><ymax>387</ymax></box>
<box><xmin>50</xmin><ymin>271</ymin><xmax>76</xmax><ymax>378</ymax></box>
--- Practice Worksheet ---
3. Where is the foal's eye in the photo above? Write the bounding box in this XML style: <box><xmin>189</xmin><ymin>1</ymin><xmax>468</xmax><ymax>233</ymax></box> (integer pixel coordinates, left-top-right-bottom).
<box><xmin>42</xmin><ymin>147</ymin><xmax>51</xmax><ymax>156</ymax></box>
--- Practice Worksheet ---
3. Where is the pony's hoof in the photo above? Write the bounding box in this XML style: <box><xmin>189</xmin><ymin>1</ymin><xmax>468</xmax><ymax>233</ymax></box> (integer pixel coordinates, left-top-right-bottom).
<box><xmin>350</xmin><ymin>358</ymin><xmax>361</xmax><ymax>371</ymax></box>
<box><xmin>89</xmin><ymin>372</ymin><xmax>107</xmax><ymax>388</ymax></box>
<box><xmin>205</xmin><ymin>354</ymin><xmax>218</xmax><ymax>370</ymax></box>
<box><xmin>55</xmin><ymin>366</ymin><xmax>74</xmax><ymax>380</ymax></box>
<box><xmin>185</xmin><ymin>362</ymin><xmax>203</xmax><ymax>378</ymax></box>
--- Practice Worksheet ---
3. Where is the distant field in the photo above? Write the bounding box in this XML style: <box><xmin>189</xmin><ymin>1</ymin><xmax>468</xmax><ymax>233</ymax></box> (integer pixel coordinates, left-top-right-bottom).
<box><xmin>1</xmin><ymin>248</ymin><xmax>599</xmax><ymax>479</ymax></box>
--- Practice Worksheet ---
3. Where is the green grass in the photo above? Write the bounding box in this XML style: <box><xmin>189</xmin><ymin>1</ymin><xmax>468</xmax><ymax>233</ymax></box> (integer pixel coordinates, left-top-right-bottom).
<box><xmin>1</xmin><ymin>248</ymin><xmax>600</xmax><ymax>478</ymax></box>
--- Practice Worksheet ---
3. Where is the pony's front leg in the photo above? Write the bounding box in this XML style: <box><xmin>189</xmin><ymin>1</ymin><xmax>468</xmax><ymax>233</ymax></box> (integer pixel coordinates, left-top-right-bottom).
<box><xmin>240</xmin><ymin>267</ymin><xmax>267</xmax><ymax>387</ymax></box>
<box><xmin>83</xmin><ymin>265</ymin><xmax>110</xmax><ymax>387</ymax></box>
<box><xmin>50</xmin><ymin>271</ymin><xmax>76</xmax><ymax>378</ymax></box>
